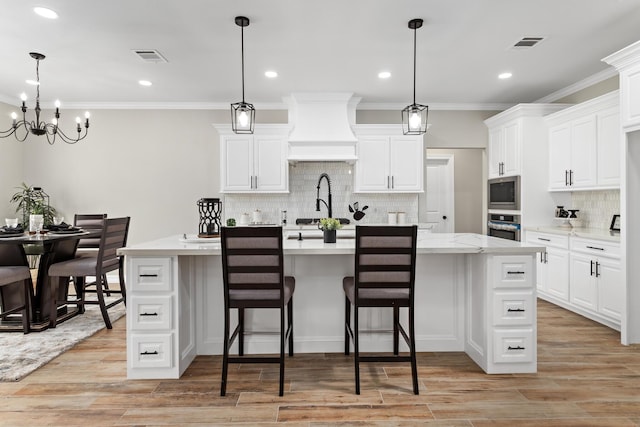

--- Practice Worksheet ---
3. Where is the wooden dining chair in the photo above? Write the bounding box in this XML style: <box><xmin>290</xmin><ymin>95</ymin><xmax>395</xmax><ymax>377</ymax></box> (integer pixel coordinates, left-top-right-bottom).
<box><xmin>48</xmin><ymin>217</ymin><xmax>130</xmax><ymax>329</ymax></box>
<box><xmin>220</xmin><ymin>226</ymin><xmax>295</xmax><ymax>397</ymax></box>
<box><xmin>72</xmin><ymin>214</ymin><xmax>109</xmax><ymax>302</ymax></box>
<box><xmin>343</xmin><ymin>225</ymin><xmax>419</xmax><ymax>395</ymax></box>
<box><xmin>0</xmin><ymin>243</ymin><xmax>33</xmax><ymax>333</ymax></box>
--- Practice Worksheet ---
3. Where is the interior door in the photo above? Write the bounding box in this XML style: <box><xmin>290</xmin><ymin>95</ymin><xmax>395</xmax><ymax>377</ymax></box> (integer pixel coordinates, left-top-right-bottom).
<box><xmin>425</xmin><ymin>155</ymin><xmax>454</xmax><ymax>233</ymax></box>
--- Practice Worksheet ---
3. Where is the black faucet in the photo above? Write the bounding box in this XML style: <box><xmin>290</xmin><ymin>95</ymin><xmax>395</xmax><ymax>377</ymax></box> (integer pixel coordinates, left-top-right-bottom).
<box><xmin>316</xmin><ymin>173</ymin><xmax>332</xmax><ymax>218</ymax></box>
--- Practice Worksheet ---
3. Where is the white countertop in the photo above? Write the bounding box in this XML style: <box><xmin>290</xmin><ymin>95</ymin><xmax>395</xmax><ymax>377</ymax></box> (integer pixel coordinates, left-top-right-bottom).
<box><xmin>119</xmin><ymin>231</ymin><xmax>544</xmax><ymax>256</ymax></box>
<box><xmin>525</xmin><ymin>226</ymin><xmax>620</xmax><ymax>242</ymax></box>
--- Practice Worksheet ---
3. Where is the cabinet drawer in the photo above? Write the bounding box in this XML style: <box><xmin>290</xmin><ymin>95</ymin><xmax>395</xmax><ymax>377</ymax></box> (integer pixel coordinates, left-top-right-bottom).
<box><xmin>130</xmin><ymin>296</ymin><xmax>172</xmax><ymax>330</ymax></box>
<box><xmin>493</xmin><ymin>291</ymin><xmax>534</xmax><ymax>326</ymax></box>
<box><xmin>130</xmin><ymin>257</ymin><xmax>173</xmax><ymax>291</ymax></box>
<box><xmin>526</xmin><ymin>231</ymin><xmax>569</xmax><ymax>250</ymax></box>
<box><xmin>130</xmin><ymin>334</ymin><xmax>173</xmax><ymax>368</ymax></box>
<box><xmin>493</xmin><ymin>329</ymin><xmax>534</xmax><ymax>363</ymax></box>
<box><xmin>570</xmin><ymin>237</ymin><xmax>620</xmax><ymax>258</ymax></box>
<box><xmin>493</xmin><ymin>256</ymin><xmax>534</xmax><ymax>288</ymax></box>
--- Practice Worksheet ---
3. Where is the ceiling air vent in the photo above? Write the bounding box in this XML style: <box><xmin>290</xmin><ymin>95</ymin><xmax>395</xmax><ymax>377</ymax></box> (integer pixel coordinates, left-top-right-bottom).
<box><xmin>133</xmin><ymin>49</ymin><xmax>168</xmax><ymax>63</ymax></box>
<box><xmin>512</xmin><ymin>37</ymin><xmax>545</xmax><ymax>49</ymax></box>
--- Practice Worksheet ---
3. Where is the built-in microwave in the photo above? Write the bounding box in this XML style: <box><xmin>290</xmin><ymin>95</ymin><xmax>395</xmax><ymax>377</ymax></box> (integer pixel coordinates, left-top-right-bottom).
<box><xmin>488</xmin><ymin>176</ymin><xmax>520</xmax><ymax>211</ymax></box>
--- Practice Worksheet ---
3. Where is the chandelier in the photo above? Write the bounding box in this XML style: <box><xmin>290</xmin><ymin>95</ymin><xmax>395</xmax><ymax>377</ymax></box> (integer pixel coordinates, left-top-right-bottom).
<box><xmin>0</xmin><ymin>52</ymin><xmax>90</xmax><ymax>144</ymax></box>
<box><xmin>401</xmin><ymin>19</ymin><xmax>428</xmax><ymax>135</ymax></box>
<box><xmin>230</xmin><ymin>16</ymin><xmax>255</xmax><ymax>134</ymax></box>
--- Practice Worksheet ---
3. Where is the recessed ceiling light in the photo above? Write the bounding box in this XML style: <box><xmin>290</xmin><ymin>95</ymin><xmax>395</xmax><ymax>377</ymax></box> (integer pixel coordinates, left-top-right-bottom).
<box><xmin>265</xmin><ymin>70</ymin><xmax>278</xmax><ymax>78</ymax></box>
<box><xmin>33</xmin><ymin>7</ymin><xmax>58</xmax><ymax>19</ymax></box>
<box><xmin>25</xmin><ymin>79</ymin><xmax>39</xmax><ymax>86</ymax></box>
<box><xmin>138</xmin><ymin>80</ymin><xmax>152</xmax><ymax>87</ymax></box>
<box><xmin>378</xmin><ymin>71</ymin><xmax>391</xmax><ymax>79</ymax></box>
<box><xmin>498</xmin><ymin>72</ymin><xmax>513</xmax><ymax>79</ymax></box>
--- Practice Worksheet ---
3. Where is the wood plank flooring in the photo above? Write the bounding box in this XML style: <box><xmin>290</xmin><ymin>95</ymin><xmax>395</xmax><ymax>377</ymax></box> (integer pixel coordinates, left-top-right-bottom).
<box><xmin>1</xmin><ymin>299</ymin><xmax>640</xmax><ymax>426</ymax></box>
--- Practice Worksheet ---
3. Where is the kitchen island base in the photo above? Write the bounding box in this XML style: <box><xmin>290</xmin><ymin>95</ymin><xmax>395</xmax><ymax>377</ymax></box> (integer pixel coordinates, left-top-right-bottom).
<box><xmin>123</xmin><ymin>234</ymin><xmax>539</xmax><ymax>379</ymax></box>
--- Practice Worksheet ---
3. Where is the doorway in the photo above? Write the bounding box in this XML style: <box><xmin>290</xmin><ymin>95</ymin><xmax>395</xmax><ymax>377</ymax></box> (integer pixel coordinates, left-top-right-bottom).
<box><xmin>425</xmin><ymin>155</ymin><xmax>454</xmax><ymax>232</ymax></box>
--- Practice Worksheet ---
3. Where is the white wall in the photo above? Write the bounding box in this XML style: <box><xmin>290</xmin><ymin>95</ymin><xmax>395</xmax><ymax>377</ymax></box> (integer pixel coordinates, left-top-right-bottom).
<box><xmin>0</xmin><ymin>102</ymin><xmax>26</xmax><ymax>220</ymax></box>
<box><xmin>21</xmin><ymin>109</ymin><xmax>220</xmax><ymax>244</ymax></box>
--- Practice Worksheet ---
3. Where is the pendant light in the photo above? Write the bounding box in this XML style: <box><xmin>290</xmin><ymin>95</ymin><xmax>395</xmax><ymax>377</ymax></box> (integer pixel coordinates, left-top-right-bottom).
<box><xmin>230</xmin><ymin>16</ymin><xmax>255</xmax><ymax>134</ymax></box>
<box><xmin>401</xmin><ymin>18</ymin><xmax>428</xmax><ymax>135</ymax></box>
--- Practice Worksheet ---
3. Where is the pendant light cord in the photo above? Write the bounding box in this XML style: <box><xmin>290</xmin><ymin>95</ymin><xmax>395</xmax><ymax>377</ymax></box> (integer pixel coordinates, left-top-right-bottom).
<box><xmin>241</xmin><ymin>24</ymin><xmax>245</xmax><ymax>103</ymax></box>
<box><xmin>412</xmin><ymin>25</ymin><xmax>417</xmax><ymax>105</ymax></box>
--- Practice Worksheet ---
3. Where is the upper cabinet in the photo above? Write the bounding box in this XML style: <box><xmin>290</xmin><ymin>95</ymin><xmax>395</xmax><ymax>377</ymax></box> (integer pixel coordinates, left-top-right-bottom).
<box><xmin>545</xmin><ymin>91</ymin><xmax>620</xmax><ymax>191</ymax></box>
<box><xmin>218</xmin><ymin>125</ymin><xmax>289</xmax><ymax>193</ymax></box>
<box><xmin>354</xmin><ymin>126</ymin><xmax>424</xmax><ymax>193</ymax></box>
<box><xmin>603</xmin><ymin>40</ymin><xmax>640</xmax><ymax>132</ymax></box>
<box><xmin>488</xmin><ymin>119</ymin><xmax>521</xmax><ymax>178</ymax></box>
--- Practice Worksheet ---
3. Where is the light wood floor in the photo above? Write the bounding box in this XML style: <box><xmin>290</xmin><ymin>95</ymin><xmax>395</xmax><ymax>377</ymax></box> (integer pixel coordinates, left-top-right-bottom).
<box><xmin>1</xmin><ymin>300</ymin><xmax>639</xmax><ymax>426</ymax></box>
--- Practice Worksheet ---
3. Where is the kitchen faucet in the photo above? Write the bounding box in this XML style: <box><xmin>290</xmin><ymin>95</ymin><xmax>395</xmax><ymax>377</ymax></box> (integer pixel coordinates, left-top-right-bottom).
<box><xmin>316</xmin><ymin>173</ymin><xmax>332</xmax><ymax>218</ymax></box>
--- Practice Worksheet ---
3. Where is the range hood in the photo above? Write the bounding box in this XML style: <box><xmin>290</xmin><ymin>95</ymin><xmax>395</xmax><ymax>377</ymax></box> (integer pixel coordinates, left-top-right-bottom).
<box><xmin>286</xmin><ymin>92</ymin><xmax>361</xmax><ymax>163</ymax></box>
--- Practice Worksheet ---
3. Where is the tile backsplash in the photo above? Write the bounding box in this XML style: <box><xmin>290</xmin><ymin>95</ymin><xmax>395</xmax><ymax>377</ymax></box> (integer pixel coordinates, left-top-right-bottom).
<box><xmin>223</xmin><ymin>162</ymin><xmax>419</xmax><ymax>225</ymax></box>
<box><xmin>570</xmin><ymin>190</ymin><xmax>620</xmax><ymax>229</ymax></box>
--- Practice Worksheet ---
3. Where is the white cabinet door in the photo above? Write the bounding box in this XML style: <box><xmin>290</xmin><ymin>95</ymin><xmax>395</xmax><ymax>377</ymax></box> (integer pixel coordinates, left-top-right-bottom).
<box><xmin>254</xmin><ymin>136</ymin><xmax>287</xmax><ymax>191</ymax></box>
<box><xmin>545</xmin><ymin>248</ymin><xmax>569</xmax><ymax>301</ymax></box>
<box><xmin>220</xmin><ymin>134</ymin><xmax>288</xmax><ymax>192</ymax></box>
<box><xmin>569</xmin><ymin>253</ymin><xmax>597</xmax><ymax>311</ymax></box>
<box><xmin>569</xmin><ymin>115</ymin><xmax>597</xmax><ymax>188</ymax></box>
<box><xmin>356</xmin><ymin>136</ymin><xmax>390</xmax><ymax>191</ymax></box>
<box><xmin>488</xmin><ymin>127</ymin><xmax>503</xmax><ymax>179</ymax></box>
<box><xmin>597</xmin><ymin>257</ymin><xmax>623</xmax><ymax>321</ymax></box>
<box><xmin>502</xmin><ymin>120</ymin><xmax>521</xmax><ymax>177</ymax></box>
<box><xmin>221</xmin><ymin>135</ymin><xmax>253</xmax><ymax>191</ymax></box>
<box><xmin>389</xmin><ymin>136</ymin><xmax>423</xmax><ymax>191</ymax></box>
<box><xmin>596</xmin><ymin>107</ymin><xmax>621</xmax><ymax>187</ymax></box>
<box><xmin>356</xmin><ymin>135</ymin><xmax>423</xmax><ymax>192</ymax></box>
<box><xmin>548</xmin><ymin>124</ymin><xmax>571</xmax><ymax>189</ymax></box>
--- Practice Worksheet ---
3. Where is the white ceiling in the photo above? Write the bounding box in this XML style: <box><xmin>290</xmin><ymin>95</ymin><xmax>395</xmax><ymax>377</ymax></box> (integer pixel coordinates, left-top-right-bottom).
<box><xmin>1</xmin><ymin>0</ymin><xmax>640</xmax><ymax>110</ymax></box>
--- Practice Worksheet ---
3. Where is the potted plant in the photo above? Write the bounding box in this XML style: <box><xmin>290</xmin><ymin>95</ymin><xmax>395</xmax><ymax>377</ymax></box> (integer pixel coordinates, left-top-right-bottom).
<box><xmin>9</xmin><ymin>183</ymin><xmax>58</xmax><ymax>228</ymax></box>
<box><xmin>318</xmin><ymin>218</ymin><xmax>342</xmax><ymax>243</ymax></box>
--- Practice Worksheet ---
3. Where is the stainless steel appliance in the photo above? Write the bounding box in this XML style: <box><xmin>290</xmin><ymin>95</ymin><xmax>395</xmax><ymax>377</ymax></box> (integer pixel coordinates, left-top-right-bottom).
<box><xmin>488</xmin><ymin>176</ymin><xmax>520</xmax><ymax>211</ymax></box>
<box><xmin>487</xmin><ymin>213</ymin><xmax>521</xmax><ymax>241</ymax></box>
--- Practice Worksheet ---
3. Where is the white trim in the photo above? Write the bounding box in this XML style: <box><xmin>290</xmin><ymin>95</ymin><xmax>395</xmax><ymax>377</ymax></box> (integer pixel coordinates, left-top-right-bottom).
<box><xmin>534</xmin><ymin>68</ymin><xmax>618</xmax><ymax>103</ymax></box>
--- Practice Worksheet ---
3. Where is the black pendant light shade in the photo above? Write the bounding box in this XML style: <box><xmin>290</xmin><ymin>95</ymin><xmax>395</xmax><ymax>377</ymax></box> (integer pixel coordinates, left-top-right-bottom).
<box><xmin>231</xmin><ymin>16</ymin><xmax>255</xmax><ymax>134</ymax></box>
<box><xmin>402</xmin><ymin>18</ymin><xmax>428</xmax><ymax>135</ymax></box>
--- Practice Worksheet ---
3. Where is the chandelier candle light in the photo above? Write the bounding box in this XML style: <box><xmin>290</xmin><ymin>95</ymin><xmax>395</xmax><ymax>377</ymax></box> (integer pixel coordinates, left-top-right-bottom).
<box><xmin>401</xmin><ymin>19</ymin><xmax>428</xmax><ymax>135</ymax></box>
<box><xmin>1</xmin><ymin>52</ymin><xmax>90</xmax><ymax>144</ymax></box>
<box><xmin>230</xmin><ymin>16</ymin><xmax>255</xmax><ymax>134</ymax></box>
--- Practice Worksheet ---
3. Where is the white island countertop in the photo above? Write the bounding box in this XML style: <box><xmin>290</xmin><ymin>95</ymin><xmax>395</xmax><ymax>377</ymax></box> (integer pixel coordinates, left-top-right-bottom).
<box><xmin>119</xmin><ymin>231</ymin><xmax>544</xmax><ymax>256</ymax></box>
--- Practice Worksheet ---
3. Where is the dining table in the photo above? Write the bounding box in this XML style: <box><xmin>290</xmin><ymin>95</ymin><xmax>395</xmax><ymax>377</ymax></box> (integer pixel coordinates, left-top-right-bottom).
<box><xmin>0</xmin><ymin>228</ymin><xmax>100</xmax><ymax>331</ymax></box>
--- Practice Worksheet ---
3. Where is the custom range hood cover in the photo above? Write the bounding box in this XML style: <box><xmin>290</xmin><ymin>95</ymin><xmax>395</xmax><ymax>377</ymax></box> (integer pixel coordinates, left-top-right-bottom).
<box><xmin>286</xmin><ymin>92</ymin><xmax>361</xmax><ymax>163</ymax></box>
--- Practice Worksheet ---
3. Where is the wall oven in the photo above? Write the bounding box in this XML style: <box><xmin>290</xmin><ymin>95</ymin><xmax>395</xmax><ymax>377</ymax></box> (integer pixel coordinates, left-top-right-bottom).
<box><xmin>488</xmin><ymin>213</ymin><xmax>521</xmax><ymax>241</ymax></box>
<box><xmin>488</xmin><ymin>176</ymin><xmax>520</xmax><ymax>211</ymax></box>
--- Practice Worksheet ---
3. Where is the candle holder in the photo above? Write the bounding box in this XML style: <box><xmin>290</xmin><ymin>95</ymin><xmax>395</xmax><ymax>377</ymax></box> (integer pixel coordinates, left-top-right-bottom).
<box><xmin>197</xmin><ymin>198</ymin><xmax>222</xmax><ymax>238</ymax></box>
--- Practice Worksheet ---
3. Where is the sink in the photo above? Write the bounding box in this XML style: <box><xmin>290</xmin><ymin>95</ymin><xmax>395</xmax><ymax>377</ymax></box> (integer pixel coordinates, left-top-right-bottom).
<box><xmin>286</xmin><ymin>230</ymin><xmax>355</xmax><ymax>240</ymax></box>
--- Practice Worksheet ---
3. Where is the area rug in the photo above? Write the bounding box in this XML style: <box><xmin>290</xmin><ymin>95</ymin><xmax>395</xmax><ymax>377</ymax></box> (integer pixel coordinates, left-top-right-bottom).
<box><xmin>0</xmin><ymin>303</ymin><xmax>126</xmax><ymax>382</ymax></box>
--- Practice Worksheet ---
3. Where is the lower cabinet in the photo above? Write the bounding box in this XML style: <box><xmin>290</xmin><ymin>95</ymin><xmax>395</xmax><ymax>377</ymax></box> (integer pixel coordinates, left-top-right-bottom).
<box><xmin>526</xmin><ymin>232</ymin><xmax>569</xmax><ymax>301</ymax></box>
<box><xmin>569</xmin><ymin>238</ymin><xmax>623</xmax><ymax>325</ymax></box>
<box><xmin>126</xmin><ymin>256</ymin><xmax>196</xmax><ymax>379</ymax></box>
<box><xmin>526</xmin><ymin>230</ymin><xmax>622</xmax><ymax>330</ymax></box>
<box><xmin>466</xmin><ymin>254</ymin><xmax>537</xmax><ymax>374</ymax></box>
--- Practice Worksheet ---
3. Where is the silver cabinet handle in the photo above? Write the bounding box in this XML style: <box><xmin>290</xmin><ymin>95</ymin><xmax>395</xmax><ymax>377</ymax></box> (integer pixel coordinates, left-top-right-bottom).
<box><xmin>391</xmin><ymin>176</ymin><xmax>394</xmax><ymax>189</ymax></box>
<box><xmin>538</xmin><ymin>237</ymin><xmax>551</xmax><ymax>242</ymax></box>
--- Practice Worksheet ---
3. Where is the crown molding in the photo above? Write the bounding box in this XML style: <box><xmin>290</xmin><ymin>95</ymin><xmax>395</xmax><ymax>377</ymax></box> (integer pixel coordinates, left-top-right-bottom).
<box><xmin>534</xmin><ymin>67</ymin><xmax>618</xmax><ymax>103</ymax></box>
<box><xmin>357</xmin><ymin>102</ymin><xmax>512</xmax><ymax>111</ymax></box>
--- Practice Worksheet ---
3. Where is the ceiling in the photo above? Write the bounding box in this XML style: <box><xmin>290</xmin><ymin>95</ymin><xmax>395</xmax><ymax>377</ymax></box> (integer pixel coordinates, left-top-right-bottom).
<box><xmin>1</xmin><ymin>0</ymin><xmax>640</xmax><ymax>110</ymax></box>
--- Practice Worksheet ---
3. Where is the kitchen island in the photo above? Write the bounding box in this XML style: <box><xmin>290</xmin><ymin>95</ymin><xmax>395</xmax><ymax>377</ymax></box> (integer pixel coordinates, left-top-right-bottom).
<box><xmin>119</xmin><ymin>231</ymin><xmax>543</xmax><ymax>379</ymax></box>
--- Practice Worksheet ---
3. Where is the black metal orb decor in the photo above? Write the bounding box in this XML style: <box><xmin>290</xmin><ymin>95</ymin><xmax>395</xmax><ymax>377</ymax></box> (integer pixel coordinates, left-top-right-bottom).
<box><xmin>197</xmin><ymin>198</ymin><xmax>222</xmax><ymax>237</ymax></box>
